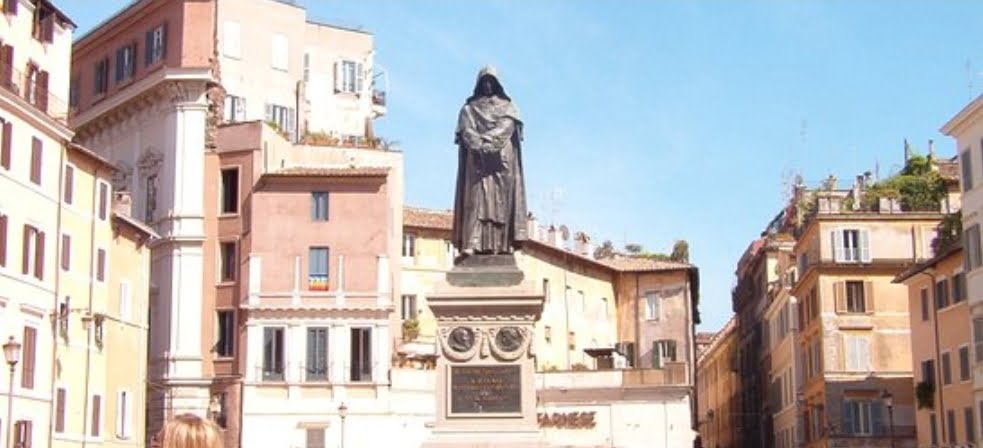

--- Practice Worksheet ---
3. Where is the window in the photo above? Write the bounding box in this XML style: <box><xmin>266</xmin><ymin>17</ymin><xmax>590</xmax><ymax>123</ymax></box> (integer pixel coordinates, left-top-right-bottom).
<box><xmin>308</xmin><ymin>247</ymin><xmax>329</xmax><ymax>291</ymax></box>
<box><xmin>271</xmin><ymin>33</ymin><xmax>288</xmax><ymax>70</ymax></box>
<box><xmin>976</xmin><ymin>318</ymin><xmax>983</xmax><ymax>363</ymax></box>
<box><xmin>645</xmin><ymin>291</ymin><xmax>660</xmax><ymax>320</ymax></box>
<box><xmin>948</xmin><ymin>409</ymin><xmax>957</xmax><ymax>443</ymax></box>
<box><xmin>306</xmin><ymin>428</ymin><xmax>325</xmax><ymax>448</ymax></box>
<box><xmin>350</xmin><ymin>327</ymin><xmax>372</xmax><ymax>382</ymax></box>
<box><xmin>63</xmin><ymin>165</ymin><xmax>74</xmax><ymax>204</ymax></box>
<box><xmin>963</xmin><ymin>149</ymin><xmax>974</xmax><ymax>191</ymax></box>
<box><xmin>91</xmin><ymin>395</ymin><xmax>102</xmax><ymax>437</ymax></box>
<box><xmin>845</xmin><ymin>336</ymin><xmax>870</xmax><ymax>371</ymax></box>
<box><xmin>652</xmin><ymin>339</ymin><xmax>677</xmax><ymax>369</ymax></box>
<box><xmin>306</xmin><ymin>327</ymin><xmax>329</xmax><ymax>381</ymax></box>
<box><xmin>311</xmin><ymin>192</ymin><xmax>329</xmax><ymax>221</ymax></box>
<box><xmin>21</xmin><ymin>327</ymin><xmax>35</xmax><ymax>389</ymax></box>
<box><xmin>543</xmin><ymin>279</ymin><xmax>550</xmax><ymax>302</ymax></box>
<box><xmin>335</xmin><ymin>60</ymin><xmax>363</xmax><ymax>94</ymax></box>
<box><xmin>25</xmin><ymin>66</ymin><xmax>48</xmax><ymax>112</ymax></box>
<box><xmin>116</xmin><ymin>390</ymin><xmax>131</xmax><ymax>439</ymax></box>
<box><xmin>0</xmin><ymin>44</ymin><xmax>12</xmax><ymax>91</ymax></box>
<box><xmin>264</xmin><ymin>104</ymin><xmax>295</xmax><ymax>140</ymax></box>
<box><xmin>13</xmin><ymin>420</ymin><xmax>31</xmax><ymax>448</ymax></box>
<box><xmin>22</xmin><ymin>225</ymin><xmax>44</xmax><ymax>280</ymax></box>
<box><xmin>60</xmin><ymin>234</ymin><xmax>69</xmax><ymax>271</ymax></box>
<box><xmin>401</xmin><ymin>295</ymin><xmax>417</xmax><ymax>320</ymax></box>
<box><xmin>29</xmin><ymin>137</ymin><xmax>41</xmax><ymax>185</ymax></box>
<box><xmin>920</xmin><ymin>287</ymin><xmax>930</xmax><ymax>321</ymax></box>
<box><xmin>0</xmin><ymin>213</ymin><xmax>7</xmax><ymax>267</ymax></box>
<box><xmin>223</xmin><ymin>21</ymin><xmax>240</xmax><ymax>58</ymax></box>
<box><xmin>94</xmin><ymin>58</ymin><xmax>109</xmax><ymax>95</ymax></box>
<box><xmin>219</xmin><ymin>241</ymin><xmax>236</xmax><ymax>282</ymax></box>
<box><xmin>114</xmin><ymin>43</ymin><xmax>136</xmax><ymax>82</ymax></box>
<box><xmin>303</xmin><ymin>52</ymin><xmax>310</xmax><ymax>83</ymax></box>
<box><xmin>966</xmin><ymin>407</ymin><xmax>976</xmax><ymax>442</ymax></box>
<box><xmin>936</xmin><ymin>278</ymin><xmax>950</xmax><ymax>309</ymax></box>
<box><xmin>54</xmin><ymin>387</ymin><xmax>66</xmax><ymax>432</ymax></box>
<box><xmin>798</xmin><ymin>253</ymin><xmax>808</xmax><ymax>276</ymax></box>
<box><xmin>119</xmin><ymin>280</ymin><xmax>131</xmax><ymax>322</ymax></box>
<box><xmin>96</xmin><ymin>248</ymin><xmax>106</xmax><ymax>282</ymax></box>
<box><xmin>966</xmin><ymin>224</ymin><xmax>983</xmax><ymax>271</ymax></box>
<box><xmin>262</xmin><ymin>327</ymin><xmax>285</xmax><ymax>381</ymax></box>
<box><xmin>216</xmin><ymin>311</ymin><xmax>234</xmax><ymax>357</ymax></box>
<box><xmin>845</xmin><ymin>281</ymin><xmax>865</xmax><ymax>313</ymax></box>
<box><xmin>31</xmin><ymin>5</ymin><xmax>54</xmax><ymax>43</ymax></box>
<box><xmin>402</xmin><ymin>233</ymin><xmax>416</xmax><ymax>257</ymax></box>
<box><xmin>220</xmin><ymin>168</ymin><xmax>238</xmax><ymax>214</ymax></box>
<box><xmin>69</xmin><ymin>75</ymin><xmax>79</xmax><ymax>109</ymax></box>
<box><xmin>942</xmin><ymin>351</ymin><xmax>952</xmax><ymax>385</ymax></box>
<box><xmin>923</xmin><ymin>359</ymin><xmax>936</xmax><ymax>385</ymax></box>
<box><xmin>223</xmin><ymin>94</ymin><xmax>246</xmax><ymax>122</ymax></box>
<box><xmin>833</xmin><ymin>228</ymin><xmax>870</xmax><ymax>263</ymax></box>
<box><xmin>98</xmin><ymin>181</ymin><xmax>109</xmax><ymax>220</ymax></box>
<box><xmin>1</xmin><ymin>118</ymin><xmax>10</xmax><ymax>170</ymax></box>
<box><xmin>930</xmin><ymin>412</ymin><xmax>939</xmax><ymax>445</ymax></box>
<box><xmin>145</xmin><ymin>24</ymin><xmax>167</xmax><ymax>66</ymax></box>
<box><xmin>960</xmin><ymin>346</ymin><xmax>971</xmax><ymax>381</ymax></box>
<box><xmin>953</xmin><ymin>272</ymin><xmax>966</xmax><ymax>303</ymax></box>
<box><xmin>842</xmin><ymin>400</ymin><xmax>873</xmax><ymax>435</ymax></box>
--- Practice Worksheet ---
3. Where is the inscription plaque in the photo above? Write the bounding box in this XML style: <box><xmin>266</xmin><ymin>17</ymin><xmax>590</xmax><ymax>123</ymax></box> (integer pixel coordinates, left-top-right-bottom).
<box><xmin>450</xmin><ymin>365</ymin><xmax>521</xmax><ymax>414</ymax></box>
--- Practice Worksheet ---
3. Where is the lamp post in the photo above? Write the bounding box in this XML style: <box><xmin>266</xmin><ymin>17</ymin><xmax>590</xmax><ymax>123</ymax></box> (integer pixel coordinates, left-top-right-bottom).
<box><xmin>338</xmin><ymin>402</ymin><xmax>348</xmax><ymax>448</ymax></box>
<box><xmin>881</xmin><ymin>389</ymin><xmax>895</xmax><ymax>448</ymax></box>
<box><xmin>4</xmin><ymin>336</ymin><xmax>22</xmax><ymax>448</ymax></box>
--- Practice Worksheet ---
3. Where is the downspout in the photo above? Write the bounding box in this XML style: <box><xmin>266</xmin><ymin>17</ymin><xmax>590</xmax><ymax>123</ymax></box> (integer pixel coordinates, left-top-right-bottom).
<box><xmin>80</xmin><ymin>163</ymin><xmax>103</xmax><ymax>448</ymax></box>
<box><xmin>915</xmin><ymin>269</ymin><xmax>945</xmax><ymax>443</ymax></box>
<box><xmin>47</xmin><ymin>141</ymin><xmax>66</xmax><ymax>448</ymax></box>
<box><xmin>632</xmin><ymin>272</ymin><xmax>642</xmax><ymax>369</ymax></box>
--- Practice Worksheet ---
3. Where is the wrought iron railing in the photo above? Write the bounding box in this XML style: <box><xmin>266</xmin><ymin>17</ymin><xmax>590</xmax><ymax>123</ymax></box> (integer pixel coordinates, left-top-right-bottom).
<box><xmin>0</xmin><ymin>61</ymin><xmax>69</xmax><ymax>124</ymax></box>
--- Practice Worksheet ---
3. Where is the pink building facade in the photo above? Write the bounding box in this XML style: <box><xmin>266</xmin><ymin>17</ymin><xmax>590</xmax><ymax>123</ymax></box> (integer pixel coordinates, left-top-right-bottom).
<box><xmin>68</xmin><ymin>1</ymin><xmax>395</xmax><ymax>446</ymax></box>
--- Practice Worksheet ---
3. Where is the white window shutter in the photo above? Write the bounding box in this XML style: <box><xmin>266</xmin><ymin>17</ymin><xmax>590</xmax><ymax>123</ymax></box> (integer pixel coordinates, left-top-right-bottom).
<box><xmin>832</xmin><ymin>230</ymin><xmax>844</xmax><ymax>262</ymax></box>
<box><xmin>860</xmin><ymin>338</ymin><xmax>870</xmax><ymax>370</ymax></box>
<box><xmin>859</xmin><ymin>229</ymin><xmax>871</xmax><ymax>262</ymax></box>
<box><xmin>119</xmin><ymin>280</ymin><xmax>131</xmax><ymax>321</ymax></box>
<box><xmin>237</xmin><ymin>97</ymin><xmax>247</xmax><ymax>121</ymax></box>
<box><xmin>223</xmin><ymin>96</ymin><xmax>232</xmax><ymax>122</ymax></box>
<box><xmin>334</xmin><ymin>61</ymin><xmax>342</xmax><ymax>92</ymax></box>
<box><xmin>356</xmin><ymin>62</ymin><xmax>364</xmax><ymax>95</ymax></box>
<box><xmin>264</xmin><ymin>104</ymin><xmax>273</xmax><ymax>123</ymax></box>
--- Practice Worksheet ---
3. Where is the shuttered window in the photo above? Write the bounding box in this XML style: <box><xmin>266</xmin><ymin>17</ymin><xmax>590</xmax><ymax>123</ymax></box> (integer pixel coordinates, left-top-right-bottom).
<box><xmin>14</xmin><ymin>420</ymin><xmax>32</xmax><ymax>448</ymax></box>
<box><xmin>63</xmin><ymin>165</ymin><xmax>74</xmax><ymax>204</ymax></box>
<box><xmin>60</xmin><ymin>234</ymin><xmax>69</xmax><ymax>271</ymax></box>
<box><xmin>21</xmin><ymin>327</ymin><xmax>36</xmax><ymax>389</ymax></box>
<box><xmin>98</xmin><ymin>181</ymin><xmax>109</xmax><ymax>220</ymax></box>
<box><xmin>263</xmin><ymin>327</ymin><xmax>285</xmax><ymax>381</ymax></box>
<box><xmin>54</xmin><ymin>388</ymin><xmax>66</xmax><ymax>432</ymax></box>
<box><xmin>306</xmin><ymin>327</ymin><xmax>329</xmax><ymax>381</ymax></box>
<box><xmin>350</xmin><ymin>327</ymin><xmax>372</xmax><ymax>382</ymax></box>
<box><xmin>96</xmin><ymin>248</ymin><xmax>106</xmax><ymax>282</ymax></box>
<box><xmin>1</xmin><ymin>119</ymin><xmax>10</xmax><ymax>170</ymax></box>
<box><xmin>29</xmin><ymin>137</ymin><xmax>41</xmax><ymax>185</ymax></box>
<box><xmin>942</xmin><ymin>351</ymin><xmax>953</xmax><ymax>385</ymax></box>
<box><xmin>0</xmin><ymin>213</ymin><xmax>7</xmax><ymax>267</ymax></box>
<box><xmin>22</xmin><ymin>225</ymin><xmax>43</xmax><ymax>280</ymax></box>
<box><xmin>975</xmin><ymin>318</ymin><xmax>983</xmax><ymax>363</ymax></box>
<box><xmin>91</xmin><ymin>395</ymin><xmax>102</xmax><ymax>436</ymax></box>
<box><xmin>845</xmin><ymin>336</ymin><xmax>870</xmax><ymax>371</ymax></box>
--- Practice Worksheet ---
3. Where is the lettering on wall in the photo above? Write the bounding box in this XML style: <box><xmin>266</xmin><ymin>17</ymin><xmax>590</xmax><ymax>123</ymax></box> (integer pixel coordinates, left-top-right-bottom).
<box><xmin>538</xmin><ymin>411</ymin><xmax>596</xmax><ymax>429</ymax></box>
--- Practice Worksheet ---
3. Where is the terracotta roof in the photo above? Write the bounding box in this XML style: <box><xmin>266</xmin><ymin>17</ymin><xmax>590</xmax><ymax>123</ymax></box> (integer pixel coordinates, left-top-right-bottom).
<box><xmin>68</xmin><ymin>143</ymin><xmax>116</xmax><ymax>170</ymax></box>
<box><xmin>113</xmin><ymin>213</ymin><xmax>159</xmax><ymax>239</ymax></box>
<box><xmin>265</xmin><ymin>166</ymin><xmax>389</xmax><ymax>177</ymax></box>
<box><xmin>937</xmin><ymin>160</ymin><xmax>960</xmax><ymax>182</ymax></box>
<box><xmin>695</xmin><ymin>332</ymin><xmax>716</xmax><ymax>344</ymax></box>
<box><xmin>404</xmin><ymin>207</ymin><xmax>453</xmax><ymax>230</ymax></box>
<box><xmin>599</xmin><ymin>255</ymin><xmax>692</xmax><ymax>272</ymax></box>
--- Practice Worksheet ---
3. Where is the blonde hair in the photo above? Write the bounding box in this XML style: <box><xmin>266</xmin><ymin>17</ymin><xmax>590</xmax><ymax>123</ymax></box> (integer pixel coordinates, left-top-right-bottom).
<box><xmin>158</xmin><ymin>414</ymin><xmax>224</xmax><ymax>448</ymax></box>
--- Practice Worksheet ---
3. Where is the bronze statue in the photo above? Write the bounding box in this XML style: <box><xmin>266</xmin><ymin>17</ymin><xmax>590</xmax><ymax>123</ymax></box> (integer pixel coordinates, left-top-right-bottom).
<box><xmin>452</xmin><ymin>66</ymin><xmax>528</xmax><ymax>257</ymax></box>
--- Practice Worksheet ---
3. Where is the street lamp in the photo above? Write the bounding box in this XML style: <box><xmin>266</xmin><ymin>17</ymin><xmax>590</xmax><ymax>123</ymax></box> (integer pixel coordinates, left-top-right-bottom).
<box><xmin>338</xmin><ymin>402</ymin><xmax>348</xmax><ymax>448</ymax></box>
<box><xmin>4</xmin><ymin>336</ymin><xmax>22</xmax><ymax>448</ymax></box>
<box><xmin>881</xmin><ymin>389</ymin><xmax>895</xmax><ymax>448</ymax></box>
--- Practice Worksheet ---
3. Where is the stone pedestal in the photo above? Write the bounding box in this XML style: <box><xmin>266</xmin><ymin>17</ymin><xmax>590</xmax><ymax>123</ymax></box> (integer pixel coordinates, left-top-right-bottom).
<box><xmin>423</xmin><ymin>270</ymin><xmax>548</xmax><ymax>448</ymax></box>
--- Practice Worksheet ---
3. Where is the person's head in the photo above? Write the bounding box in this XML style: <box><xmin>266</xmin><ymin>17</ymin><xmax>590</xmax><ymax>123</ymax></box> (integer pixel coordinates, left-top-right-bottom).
<box><xmin>154</xmin><ymin>414</ymin><xmax>223</xmax><ymax>448</ymax></box>
<box><xmin>469</xmin><ymin>66</ymin><xmax>511</xmax><ymax>102</ymax></box>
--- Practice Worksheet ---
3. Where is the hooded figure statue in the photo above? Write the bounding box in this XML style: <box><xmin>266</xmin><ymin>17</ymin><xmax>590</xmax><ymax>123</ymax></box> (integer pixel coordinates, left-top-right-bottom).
<box><xmin>452</xmin><ymin>66</ymin><xmax>528</xmax><ymax>256</ymax></box>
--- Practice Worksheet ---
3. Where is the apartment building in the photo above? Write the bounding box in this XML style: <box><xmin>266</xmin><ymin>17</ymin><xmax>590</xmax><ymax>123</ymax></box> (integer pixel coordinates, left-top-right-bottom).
<box><xmin>942</xmin><ymin>92</ymin><xmax>983</xmax><ymax>447</ymax></box>
<box><xmin>68</xmin><ymin>1</ymin><xmax>391</xmax><ymax>446</ymax></box>
<box><xmin>896</xmin><ymin>243</ymin><xmax>974</xmax><ymax>447</ymax></box>
<box><xmin>51</xmin><ymin>144</ymin><xmax>156</xmax><ymax>448</ymax></box>
<box><xmin>696</xmin><ymin>317</ymin><xmax>738</xmax><ymax>448</ymax></box>
<box><xmin>789</xmin><ymin>183</ymin><xmax>945</xmax><ymax>447</ymax></box>
<box><xmin>762</xmin><ymin>235</ymin><xmax>799</xmax><ymax>448</ymax></box>
<box><xmin>0</xmin><ymin>2</ymin><xmax>74</xmax><ymax>448</ymax></box>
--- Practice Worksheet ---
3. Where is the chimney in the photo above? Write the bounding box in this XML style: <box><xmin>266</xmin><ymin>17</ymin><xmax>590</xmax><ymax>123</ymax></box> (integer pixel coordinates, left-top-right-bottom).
<box><xmin>928</xmin><ymin>139</ymin><xmax>935</xmax><ymax>159</ymax></box>
<box><xmin>547</xmin><ymin>225</ymin><xmax>559</xmax><ymax>247</ymax></box>
<box><xmin>526</xmin><ymin>212</ymin><xmax>538</xmax><ymax>241</ymax></box>
<box><xmin>113</xmin><ymin>191</ymin><xmax>132</xmax><ymax>217</ymax></box>
<box><xmin>573</xmin><ymin>232</ymin><xmax>593</xmax><ymax>257</ymax></box>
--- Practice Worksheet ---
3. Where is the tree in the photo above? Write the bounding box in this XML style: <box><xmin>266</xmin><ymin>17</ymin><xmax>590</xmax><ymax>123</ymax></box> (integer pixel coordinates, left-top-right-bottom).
<box><xmin>624</xmin><ymin>243</ymin><xmax>643</xmax><ymax>254</ymax></box>
<box><xmin>670</xmin><ymin>240</ymin><xmax>689</xmax><ymax>263</ymax></box>
<box><xmin>593</xmin><ymin>240</ymin><xmax>615</xmax><ymax>259</ymax></box>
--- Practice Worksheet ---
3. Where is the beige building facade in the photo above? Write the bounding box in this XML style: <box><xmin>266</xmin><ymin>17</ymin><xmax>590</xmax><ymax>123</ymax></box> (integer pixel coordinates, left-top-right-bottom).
<box><xmin>696</xmin><ymin>317</ymin><xmax>739</xmax><ymax>448</ymax></box>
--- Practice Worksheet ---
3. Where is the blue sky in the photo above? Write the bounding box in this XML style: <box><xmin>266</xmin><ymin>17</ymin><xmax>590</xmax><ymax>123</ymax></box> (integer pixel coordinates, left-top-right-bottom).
<box><xmin>60</xmin><ymin>1</ymin><xmax>983</xmax><ymax>331</ymax></box>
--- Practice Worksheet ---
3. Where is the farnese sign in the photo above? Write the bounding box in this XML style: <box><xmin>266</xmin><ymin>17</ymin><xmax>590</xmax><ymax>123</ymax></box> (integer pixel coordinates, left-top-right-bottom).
<box><xmin>538</xmin><ymin>411</ymin><xmax>597</xmax><ymax>429</ymax></box>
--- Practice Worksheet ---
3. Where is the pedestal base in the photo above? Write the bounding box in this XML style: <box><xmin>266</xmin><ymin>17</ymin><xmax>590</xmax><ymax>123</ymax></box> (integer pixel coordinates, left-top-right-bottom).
<box><xmin>422</xmin><ymin>430</ymin><xmax>549</xmax><ymax>448</ymax></box>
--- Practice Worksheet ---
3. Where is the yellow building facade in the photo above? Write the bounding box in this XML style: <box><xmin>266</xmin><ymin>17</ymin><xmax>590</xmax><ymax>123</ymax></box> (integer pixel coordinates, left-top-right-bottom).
<box><xmin>897</xmin><ymin>244</ymin><xmax>974</xmax><ymax>447</ymax></box>
<box><xmin>696</xmin><ymin>317</ymin><xmax>738</xmax><ymax>448</ymax></box>
<box><xmin>50</xmin><ymin>144</ymin><xmax>155</xmax><ymax>448</ymax></box>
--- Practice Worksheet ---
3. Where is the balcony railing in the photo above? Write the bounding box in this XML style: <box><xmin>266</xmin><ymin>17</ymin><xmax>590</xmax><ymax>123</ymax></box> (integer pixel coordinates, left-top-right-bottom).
<box><xmin>537</xmin><ymin>364</ymin><xmax>688</xmax><ymax>389</ymax></box>
<box><xmin>372</xmin><ymin>89</ymin><xmax>386</xmax><ymax>107</ymax></box>
<box><xmin>0</xmin><ymin>61</ymin><xmax>69</xmax><ymax>124</ymax></box>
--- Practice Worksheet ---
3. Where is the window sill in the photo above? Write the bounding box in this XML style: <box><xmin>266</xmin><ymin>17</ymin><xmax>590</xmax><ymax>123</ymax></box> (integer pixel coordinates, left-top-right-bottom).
<box><xmin>218</xmin><ymin>212</ymin><xmax>240</xmax><ymax>219</ymax></box>
<box><xmin>216</xmin><ymin>280</ymin><xmax>236</xmax><ymax>287</ymax></box>
<box><xmin>213</xmin><ymin>356</ymin><xmax>234</xmax><ymax>362</ymax></box>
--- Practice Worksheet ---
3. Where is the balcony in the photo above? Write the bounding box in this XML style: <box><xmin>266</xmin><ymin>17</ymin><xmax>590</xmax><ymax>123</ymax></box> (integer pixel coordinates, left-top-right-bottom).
<box><xmin>371</xmin><ymin>89</ymin><xmax>386</xmax><ymax>107</ymax></box>
<box><xmin>0</xmin><ymin>61</ymin><xmax>68</xmax><ymax>124</ymax></box>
